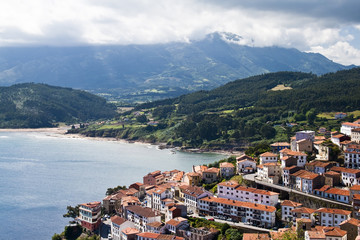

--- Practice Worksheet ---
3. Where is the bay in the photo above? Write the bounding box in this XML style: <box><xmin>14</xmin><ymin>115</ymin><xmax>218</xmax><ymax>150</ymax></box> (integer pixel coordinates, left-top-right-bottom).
<box><xmin>0</xmin><ymin>132</ymin><xmax>226</xmax><ymax>240</ymax></box>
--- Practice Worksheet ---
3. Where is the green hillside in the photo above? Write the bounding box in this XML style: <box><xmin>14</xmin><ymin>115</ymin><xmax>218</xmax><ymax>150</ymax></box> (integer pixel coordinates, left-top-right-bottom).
<box><xmin>77</xmin><ymin>68</ymin><xmax>360</xmax><ymax>149</ymax></box>
<box><xmin>0</xmin><ymin>83</ymin><xmax>117</xmax><ymax>128</ymax></box>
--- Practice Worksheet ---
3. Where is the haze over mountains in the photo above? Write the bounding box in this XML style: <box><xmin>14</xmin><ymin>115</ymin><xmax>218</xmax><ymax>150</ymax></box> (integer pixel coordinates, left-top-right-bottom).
<box><xmin>0</xmin><ymin>32</ymin><xmax>354</xmax><ymax>102</ymax></box>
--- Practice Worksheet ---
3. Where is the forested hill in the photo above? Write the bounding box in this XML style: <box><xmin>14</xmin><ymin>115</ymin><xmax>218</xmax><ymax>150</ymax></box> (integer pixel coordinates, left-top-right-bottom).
<box><xmin>109</xmin><ymin>68</ymin><xmax>360</xmax><ymax>148</ymax></box>
<box><xmin>0</xmin><ymin>83</ymin><xmax>117</xmax><ymax>128</ymax></box>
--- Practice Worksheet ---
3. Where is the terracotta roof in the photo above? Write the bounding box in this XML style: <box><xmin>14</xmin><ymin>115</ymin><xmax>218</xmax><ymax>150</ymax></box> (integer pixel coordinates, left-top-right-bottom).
<box><xmin>137</xmin><ymin>232</ymin><xmax>160</xmax><ymax>239</ymax></box>
<box><xmin>316</xmin><ymin>208</ymin><xmax>351</xmax><ymax>215</ymax></box>
<box><xmin>291</xmin><ymin>207</ymin><xmax>316</xmax><ymax>214</ymax></box>
<box><xmin>126</xmin><ymin>205</ymin><xmax>161</xmax><ymax>217</ymax></box>
<box><xmin>263</xmin><ymin>162</ymin><xmax>280</xmax><ymax>167</ymax></box>
<box><xmin>260</xmin><ymin>152</ymin><xmax>278</xmax><ymax>157</ymax></box>
<box><xmin>325</xmin><ymin>188</ymin><xmax>350</xmax><ymax>196</ymax></box>
<box><xmin>314</xmin><ymin>185</ymin><xmax>331</xmax><ymax>192</ymax></box>
<box><xmin>236</xmin><ymin>154</ymin><xmax>255</xmax><ymax>161</ymax></box>
<box><xmin>235</xmin><ymin>185</ymin><xmax>279</xmax><ymax>196</ymax></box>
<box><xmin>306</xmin><ymin>230</ymin><xmax>326</xmax><ymax>239</ymax></box>
<box><xmin>330</xmin><ymin>166</ymin><xmax>360</xmax><ymax>174</ymax></box>
<box><xmin>147</xmin><ymin>221</ymin><xmax>164</xmax><ymax>228</ymax></box>
<box><xmin>332</xmin><ymin>134</ymin><xmax>345</xmax><ymax>138</ymax></box>
<box><xmin>324</xmin><ymin>171</ymin><xmax>340</xmax><ymax>176</ymax></box>
<box><xmin>339</xmin><ymin>218</ymin><xmax>360</xmax><ymax>226</ymax></box>
<box><xmin>181</xmin><ymin>185</ymin><xmax>206</xmax><ymax>198</ymax></box>
<box><xmin>322</xmin><ymin>226</ymin><xmax>347</xmax><ymax>237</ymax></box>
<box><xmin>218</xmin><ymin>180</ymin><xmax>239</xmax><ymax>188</ymax></box>
<box><xmin>220</xmin><ymin>162</ymin><xmax>234</xmax><ymax>168</ymax></box>
<box><xmin>280</xmin><ymin>148</ymin><xmax>307</xmax><ymax>156</ymax></box>
<box><xmin>342</xmin><ymin>122</ymin><xmax>360</xmax><ymax>128</ymax></box>
<box><xmin>306</xmin><ymin>160</ymin><xmax>332</xmax><ymax>168</ymax></box>
<box><xmin>352</xmin><ymin>128</ymin><xmax>360</xmax><ymax>132</ymax></box>
<box><xmin>281</xmin><ymin>200</ymin><xmax>302</xmax><ymax>207</ymax></box>
<box><xmin>242</xmin><ymin>233</ymin><xmax>270</xmax><ymax>240</ymax></box>
<box><xmin>166</xmin><ymin>219</ymin><xmax>183</xmax><ymax>227</ymax></box>
<box><xmin>315</xmin><ymin>136</ymin><xmax>326</xmax><ymax>140</ymax></box>
<box><xmin>122</xmin><ymin>227</ymin><xmax>140</xmax><ymax>235</ymax></box>
<box><xmin>203</xmin><ymin>167</ymin><xmax>220</xmax><ymax>174</ymax></box>
<box><xmin>270</xmin><ymin>142</ymin><xmax>290</xmax><ymax>147</ymax></box>
<box><xmin>291</xmin><ymin>170</ymin><xmax>319</xmax><ymax>180</ymax></box>
<box><xmin>80</xmin><ymin>201</ymin><xmax>101</xmax><ymax>209</ymax></box>
<box><xmin>186</xmin><ymin>172</ymin><xmax>202</xmax><ymax>177</ymax></box>
<box><xmin>351</xmin><ymin>185</ymin><xmax>360</xmax><ymax>191</ymax></box>
<box><xmin>199</xmin><ymin>196</ymin><xmax>276</xmax><ymax>212</ymax></box>
<box><xmin>111</xmin><ymin>216</ymin><xmax>126</xmax><ymax>226</ymax></box>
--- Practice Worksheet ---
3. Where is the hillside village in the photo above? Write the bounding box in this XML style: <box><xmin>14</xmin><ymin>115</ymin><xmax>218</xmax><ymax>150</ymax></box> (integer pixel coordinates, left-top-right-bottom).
<box><xmin>73</xmin><ymin>118</ymin><xmax>360</xmax><ymax>240</ymax></box>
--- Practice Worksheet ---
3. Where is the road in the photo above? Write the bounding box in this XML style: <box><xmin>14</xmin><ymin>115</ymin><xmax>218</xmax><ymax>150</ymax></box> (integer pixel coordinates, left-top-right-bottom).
<box><xmin>243</xmin><ymin>173</ymin><xmax>353</xmax><ymax>208</ymax></box>
<box><xmin>100</xmin><ymin>218</ymin><xmax>111</xmax><ymax>240</ymax></box>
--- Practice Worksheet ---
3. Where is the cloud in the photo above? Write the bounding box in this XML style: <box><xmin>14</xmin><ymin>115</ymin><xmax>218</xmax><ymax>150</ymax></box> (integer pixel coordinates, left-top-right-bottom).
<box><xmin>0</xmin><ymin>0</ymin><xmax>359</xmax><ymax>65</ymax></box>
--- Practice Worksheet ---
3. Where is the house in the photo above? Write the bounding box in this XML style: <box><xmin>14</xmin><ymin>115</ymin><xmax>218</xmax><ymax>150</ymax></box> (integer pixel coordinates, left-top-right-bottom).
<box><xmin>143</xmin><ymin>170</ymin><xmax>165</xmax><ymax>185</ymax></box>
<box><xmin>164</xmin><ymin>203</ymin><xmax>187</xmax><ymax>222</ymax></box>
<box><xmin>350</xmin><ymin>185</ymin><xmax>360</xmax><ymax>202</ymax></box>
<box><xmin>217</xmin><ymin>181</ymin><xmax>279</xmax><ymax>206</ymax></box>
<box><xmin>177</xmin><ymin>227</ymin><xmax>219</xmax><ymax>240</ymax></box>
<box><xmin>352</xmin><ymin>194</ymin><xmax>360</xmax><ymax>218</ymax></box>
<box><xmin>281</xmin><ymin>200</ymin><xmax>303</xmax><ymax>222</ymax></box>
<box><xmin>201</xmin><ymin>167</ymin><xmax>220</xmax><ymax>184</ymax></box>
<box><xmin>180</xmin><ymin>185</ymin><xmax>212</xmax><ymax>213</ymax></box>
<box><xmin>339</xmin><ymin>218</ymin><xmax>360</xmax><ymax>240</ymax></box>
<box><xmin>259</xmin><ymin>152</ymin><xmax>278</xmax><ymax>164</ymax></box>
<box><xmin>315</xmin><ymin>143</ymin><xmax>330</xmax><ymax>161</ymax></box>
<box><xmin>351</xmin><ymin>128</ymin><xmax>360</xmax><ymax>143</ymax></box>
<box><xmin>121</xmin><ymin>227</ymin><xmax>140</xmax><ymax>240</ymax></box>
<box><xmin>270</xmin><ymin>142</ymin><xmax>291</xmax><ymax>152</ymax></box>
<box><xmin>124</xmin><ymin>205</ymin><xmax>162</xmax><ymax>232</ymax></box>
<box><xmin>316</xmin><ymin>208</ymin><xmax>351</xmax><ymax>227</ymax></box>
<box><xmin>281</xmin><ymin>156</ymin><xmax>300</xmax><ymax>168</ymax></box>
<box><xmin>219</xmin><ymin>162</ymin><xmax>235</xmax><ymax>179</ymax></box>
<box><xmin>165</xmin><ymin>217</ymin><xmax>189</xmax><ymax>235</ymax></box>
<box><xmin>103</xmin><ymin>188</ymin><xmax>140</xmax><ymax>214</ymax></box>
<box><xmin>291</xmin><ymin>207</ymin><xmax>316</xmax><ymax>224</ymax></box>
<box><xmin>146</xmin><ymin>221</ymin><xmax>164</xmax><ymax>234</ymax></box>
<box><xmin>183</xmin><ymin>172</ymin><xmax>202</xmax><ymax>186</ymax></box>
<box><xmin>305</xmin><ymin>161</ymin><xmax>337</xmax><ymax>175</ymax></box>
<box><xmin>341</xmin><ymin>121</ymin><xmax>360</xmax><ymax>136</ymax></box>
<box><xmin>330</xmin><ymin>166</ymin><xmax>360</xmax><ymax>187</ymax></box>
<box><xmin>257</xmin><ymin>162</ymin><xmax>281</xmax><ymax>184</ymax></box>
<box><xmin>291</xmin><ymin>170</ymin><xmax>324</xmax><ymax>193</ymax></box>
<box><xmin>324</xmin><ymin>171</ymin><xmax>341</xmax><ymax>187</ymax></box>
<box><xmin>335</xmin><ymin>112</ymin><xmax>347</xmax><ymax>119</ymax></box>
<box><xmin>78</xmin><ymin>201</ymin><xmax>101</xmax><ymax>232</ymax></box>
<box><xmin>305</xmin><ymin>226</ymin><xmax>347</xmax><ymax>240</ymax></box>
<box><xmin>344</xmin><ymin>144</ymin><xmax>360</xmax><ymax>169</ymax></box>
<box><xmin>313</xmin><ymin>185</ymin><xmax>332</xmax><ymax>198</ymax></box>
<box><xmin>280</xmin><ymin>148</ymin><xmax>307</xmax><ymax>167</ymax></box>
<box><xmin>151</xmin><ymin>187</ymin><xmax>173</xmax><ymax>212</ymax></box>
<box><xmin>324</xmin><ymin>188</ymin><xmax>350</xmax><ymax>203</ymax></box>
<box><xmin>236</xmin><ymin>155</ymin><xmax>257</xmax><ymax>174</ymax></box>
<box><xmin>198</xmin><ymin>196</ymin><xmax>276</xmax><ymax>228</ymax></box>
<box><xmin>242</xmin><ymin>233</ymin><xmax>270</xmax><ymax>240</ymax></box>
<box><xmin>137</xmin><ymin>232</ymin><xmax>184</xmax><ymax>240</ymax></box>
<box><xmin>292</xmin><ymin>139</ymin><xmax>313</xmax><ymax>153</ymax></box>
<box><xmin>282</xmin><ymin>166</ymin><xmax>302</xmax><ymax>187</ymax></box>
<box><xmin>110</xmin><ymin>216</ymin><xmax>136</xmax><ymax>240</ymax></box>
<box><xmin>296</xmin><ymin>130</ymin><xmax>316</xmax><ymax>142</ymax></box>
<box><xmin>331</xmin><ymin>133</ymin><xmax>351</xmax><ymax>147</ymax></box>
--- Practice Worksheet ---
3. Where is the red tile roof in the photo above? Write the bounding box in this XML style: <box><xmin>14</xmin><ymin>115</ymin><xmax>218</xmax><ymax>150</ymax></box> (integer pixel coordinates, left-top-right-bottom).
<box><xmin>270</xmin><ymin>142</ymin><xmax>290</xmax><ymax>147</ymax></box>
<box><xmin>220</xmin><ymin>162</ymin><xmax>234</xmax><ymax>168</ymax></box>
<box><xmin>351</xmin><ymin>185</ymin><xmax>360</xmax><ymax>191</ymax></box>
<box><xmin>111</xmin><ymin>215</ymin><xmax>126</xmax><ymax>226</ymax></box>
<box><xmin>325</xmin><ymin>188</ymin><xmax>350</xmax><ymax>196</ymax></box>
<box><xmin>330</xmin><ymin>166</ymin><xmax>360</xmax><ymax>174</ymax></box>
<box><xmin>291</xmin><ymin>207</ymin><xmax>316</xmax><ymax>214</ymax></box>
<box><xmin>260</xmin><ymin>152</ymin><xmax>278</xmax><ymax>157</ymax></box>
<box><xmin>339</xmin><ymin>218</ymin><xmax>360</xmax><ymax>226</ymax></box>
<box><xmin>281</xmin><ymin>200</ymin><xmax>302</xmax><ymax>207</ymax></box>
<box><xmin>122</xmin><ymin>227</ymin><xmax>140</xmax><ymax>235</ymax></box>
<box><xmin>126</xmin><ymin>205</ymin><xmax>161</xmax><ymax>217</ymax></box>
<box><xmin>316</xmin><ymin>208</ymin><xmax>351</xmax><ymax>215</ymax></box>
<box><xmin>243</xmin><ymin>233</ymin><xmax>270</xmax><ymax>240</ymax></box>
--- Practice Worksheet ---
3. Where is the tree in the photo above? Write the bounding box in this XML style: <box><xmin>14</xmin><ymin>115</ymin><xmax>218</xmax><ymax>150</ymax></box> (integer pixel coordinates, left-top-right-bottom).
<box><xmin>136</xmin><ymin>114</ymin><xmax>148</xmax><ymax>123</ymax></box>
<box><xmin>225</xmin><ymin>228</ymin><xmax>242</xmax><ymax>240</ymax></box>
<box><xmin>52</xmin><ymin>233</ymin><xmax>62</xmax><ymax>240</ymax></box>
<box><xmin>260</xmin><ymin>124</ymin><xmax>276</xmax><ymax>139</ymax></box>
<box><xmin>306</xmin><ymin>109</ymin><xmax>316</xmax><ymax>125</ymax></box>
<box><xmin>221</xmin><ymin>223</ymin><xmax>230</xmax><ymax>235</ymax></box>
<box><xmin>63</xmin><ymin>205</ymin><xmax>79</xmax><ymax>219</ymax></box>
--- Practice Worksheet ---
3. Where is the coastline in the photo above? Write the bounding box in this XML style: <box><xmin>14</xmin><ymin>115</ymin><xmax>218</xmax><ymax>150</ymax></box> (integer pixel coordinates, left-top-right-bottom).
<box><xmin>0</xmin><ymin>127</ymin><xmax>240</xmax><ymax>156</ymax></box>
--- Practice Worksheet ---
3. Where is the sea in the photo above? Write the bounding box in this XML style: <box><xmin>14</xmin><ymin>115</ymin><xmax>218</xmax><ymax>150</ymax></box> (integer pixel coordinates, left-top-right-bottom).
<box><xmin>0</xmin><ymin>131</ymin><xmax>226</xmax><ymax>240</ymax></box>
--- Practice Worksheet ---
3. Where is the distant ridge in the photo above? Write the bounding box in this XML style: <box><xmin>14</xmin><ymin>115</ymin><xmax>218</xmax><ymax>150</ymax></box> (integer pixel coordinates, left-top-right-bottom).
<box><xmin>0</xmin><ymin>32</ymin><xmax>354</xmax><ymax>102</ymax></box>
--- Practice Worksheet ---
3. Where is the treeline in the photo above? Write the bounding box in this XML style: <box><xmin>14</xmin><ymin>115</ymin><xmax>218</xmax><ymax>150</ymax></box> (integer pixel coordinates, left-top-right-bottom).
<box><xmin>0</xmin><ymin>83</ymin><xmax>117</xmax><ymax>128</ymax></box>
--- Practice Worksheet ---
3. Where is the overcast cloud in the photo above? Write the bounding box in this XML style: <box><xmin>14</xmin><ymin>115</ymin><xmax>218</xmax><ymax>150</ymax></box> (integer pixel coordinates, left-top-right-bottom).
<box><xmin>0</xmin><ymin>0</ymin><xmax>359</xmax><ymax>65</ymax></box>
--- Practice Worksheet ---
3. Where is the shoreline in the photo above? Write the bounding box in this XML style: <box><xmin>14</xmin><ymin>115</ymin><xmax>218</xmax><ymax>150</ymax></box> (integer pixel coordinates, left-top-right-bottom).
<box><xmin>0</xmin><ymin>127</ymin><xmax>240</xmax><ymax>156</ymax></box>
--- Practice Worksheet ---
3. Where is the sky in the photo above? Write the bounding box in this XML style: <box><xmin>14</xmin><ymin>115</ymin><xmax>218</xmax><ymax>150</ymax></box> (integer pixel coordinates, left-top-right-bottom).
<box><xmin>0</xmin><ymin>0</ymin><xmax>359</xmax><ymax>65</ymax></box>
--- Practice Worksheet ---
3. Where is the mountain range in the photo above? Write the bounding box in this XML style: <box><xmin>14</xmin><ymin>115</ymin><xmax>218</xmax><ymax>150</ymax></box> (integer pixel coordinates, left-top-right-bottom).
<box><xmin>0</xmin><ymin>32</ymin><xmax>354</xmax><ymax>102</ymax></box>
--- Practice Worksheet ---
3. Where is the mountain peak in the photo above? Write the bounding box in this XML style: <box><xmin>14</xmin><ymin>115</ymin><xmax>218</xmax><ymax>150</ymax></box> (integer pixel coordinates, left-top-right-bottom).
<box><xmin>204</xmin><ymin>32</ymin><xmax>245</xmax><ymax>45</ymax></box>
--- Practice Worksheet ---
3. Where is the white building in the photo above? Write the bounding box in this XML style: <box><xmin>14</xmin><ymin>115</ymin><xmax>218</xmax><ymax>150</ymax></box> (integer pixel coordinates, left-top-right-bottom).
<box><xmin>257</xmin><ymin>162</ymin><xmax>281</xmax><ymax>184</ymax></box>
<box><xmin>331</xmin><ymin>166</ymin><xmax>360</xmax><ymax>187</ymax></box>
<box><xmin>291</xmin><ymin>170</ymin><xmax>322</xmax><ymax>194</ymax></box>
<box><xmin>110</xmin><ymin>216</ymin><xmax>136</xmax><ymax>240</ymax></box>
<box><xmin>217</xmin><ymin>181</ymin><xmax>279</xmax><ymax>206</ymax></box>
<box><xmin>341</xmin><ymin>122</ymin><xmax>360</xmax><ymax>136</ymax></box>
<box><xmin>151</xmin><ymin>187</ymin><xmax>173</xmax><ymax>212</ymax></box>
<box><xmin>180</xmin><ymin>185</ymin><xmax>211</xmax><ymax>213</ymax></box>
<box><xmin>281</xmin><ymin>200</ymin><xmax>302</xmax><ymax>222</ymax></box>
<box><xmin>125</xmin><ymin>205</ymin><xmax>161</xmax><ymax>232</ymax></box>
<box><xmin>344</xmin><ymin>144</ymin><xmax>360</xmax><ymax>169</ymax></box>
<box><xmin>305</xmin><ymin>226</ymin><xmax>347</xmax><ymax>240</ymax></box>
<box><xmin>236</xmin><ymin>155</ymin><xmax>257</xmax><ymax>174</ymax></box>
<box><xmin>280</xmin><ymin>149</ymin><xmax>307</xmax><ymax>167</ymax></box>
<box><xmin>317</xmin><ymin>208</ymin><xmax>351</xmax><ymax>227</ymax></box>
<box><xmin>259</xmin><ymin>152</ymin><xmax>278</xmax><ymax>164</ymax></box>
<box><xmin>219</xmin><ymin>162</ymin><xmax>235</xmax><ymax>179</ymax></box>
<box><xmin>291</xmin><ymin>207</ymin><xmax>316</xmax><ymax>224</ymax></box>
<box><xmin>198</xmin><ymin>196</ymin><xmax>276</xmax><ymax>228</ymax></box>
<box><xmin>351</xmin><ymin>128</ymin><xmax>360</xmax><ymax>143</ymax></box>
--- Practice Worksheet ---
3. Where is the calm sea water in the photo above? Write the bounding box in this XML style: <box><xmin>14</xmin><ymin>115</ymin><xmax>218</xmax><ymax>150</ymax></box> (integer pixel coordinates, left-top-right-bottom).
<box><xmin>0</xmin><ymin>132</ymin><xmax>226</xmax><ymax>240</ymax></box>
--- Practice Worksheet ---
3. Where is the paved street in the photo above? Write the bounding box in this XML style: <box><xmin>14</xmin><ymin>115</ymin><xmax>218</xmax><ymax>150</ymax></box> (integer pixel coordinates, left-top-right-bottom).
<box><xmin>100</xmin><ymin>218</ymin><xmax>111</xmax><ymax>240</ymax></box>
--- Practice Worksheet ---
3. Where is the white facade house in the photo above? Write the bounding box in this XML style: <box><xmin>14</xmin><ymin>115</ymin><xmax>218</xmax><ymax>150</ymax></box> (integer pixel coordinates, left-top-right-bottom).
<box><xmin>351</xmin><ymin>128</ymin><xmax>360</xmax><ymax>143</ymax></box>
<box><xmin>305</xmin><ymin>227</ymin><xmax>347</xmax><ymax>240</ymax></box>
<box><xmin>344</xmin><ymin>144</ymin><xmax>360</xmax><ymax>169</ymax></box>
<box><xmin>341</xmin><ymin>122</ymin><xmax>360</xmax><ymax>136</ymax></box>
<box><xmin>291</xmin><ymin>207</ymin><xmax>316</xmax><ymax>224</ymax></box>
<box><xmin>281</xmin><ymin>200</ymin><xmax>302</xmax><ymax>222</ymax></box>
<box><xmin>125</xmin><ymin>205</ymin><xmax>161</xmax><ymax>232</ymax></box>
<box><xmin>331</xmin><ymin>166</ymin><xmax>360</xmax><ymax>187</ymax></box>
<box><xmin>236</xmin><ymin>155</ymin><xmax>257</xmax><ymax>174</ymax></box>
<box><xmin>180</xmin><ymin>185</ymin><xmax>211</xmax><ymax>213</ymax></box>
<box><xmin>151</xmin><ymin>187</ymin><xmax>173</xmax><ymax>212</ymax></box>
<box><xmin>280</xmin><ymin>149</ymin><xmax>307</xmax><ymax>167</ymax></box>
<box><xmin>259</xmin><ymin>152</ymin><xmax>278</xmax><ymax>164</ymax></box>
<box><xmin>198</xmin><ymin>196</ymin><xmax>276</xmax><ymax>228</ymax></box>
<box><xmin>317</xmin><ymin>208</ymin><xmax>351</xmax><ymax>227</ymax></box>
<box><xmin>219</xmin><ymin>162</ymin><xmax>235</xmax><ymax>178</ymax></box>
<box><xmin>257</xmin><ymin>163</ymin><xmax>281</xmax><ymax>184</ymax></box>
<box><xmin>110</xmin><ymin>216</ymin><xmax>136</xmax><ymax>240</ymax></box>
<box><xmin>217</xmin><ymin>181</ymin><xmax>279</xmax><ymax>206</ymax></box>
